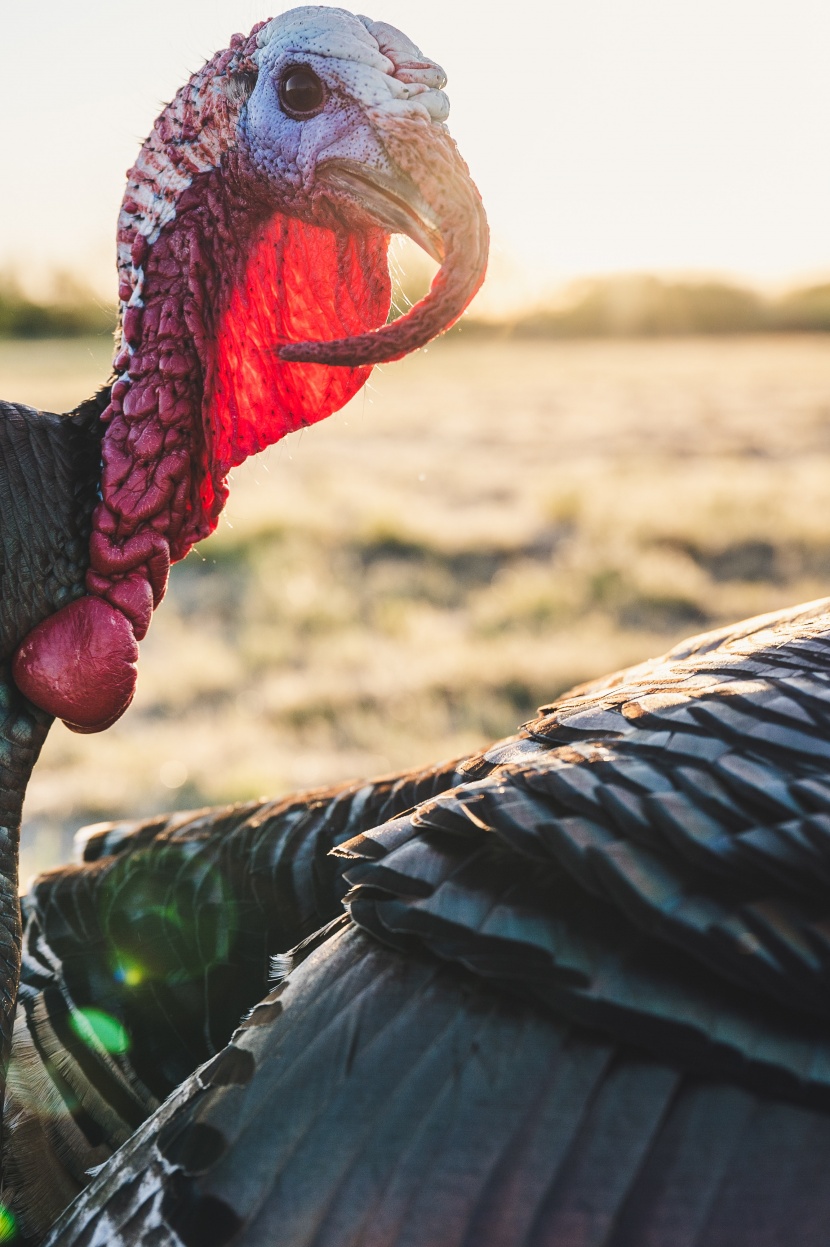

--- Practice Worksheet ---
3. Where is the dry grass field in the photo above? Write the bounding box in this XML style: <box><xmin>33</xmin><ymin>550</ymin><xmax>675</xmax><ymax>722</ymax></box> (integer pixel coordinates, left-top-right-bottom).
<box><xmin>2</xmin><ymin>332</ymin><xmax>830</xmax><ymax>884</ymax></box>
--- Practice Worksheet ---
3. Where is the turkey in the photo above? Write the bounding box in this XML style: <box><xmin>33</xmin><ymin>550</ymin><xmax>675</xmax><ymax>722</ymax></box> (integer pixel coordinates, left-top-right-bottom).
<box><xmin>0</xmin><ymin>4</ymin><xmax>485</xmax><ymax>1236</ymax></box>
<box><xmin>3</xmin><ymin>7</ymin><xmax>830</xmax><ymax>1247</ymax></box>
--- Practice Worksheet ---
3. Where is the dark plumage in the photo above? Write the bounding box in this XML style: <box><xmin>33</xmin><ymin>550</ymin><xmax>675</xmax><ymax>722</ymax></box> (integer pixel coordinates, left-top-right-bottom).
<box><xmin>45</xmin><ymin>927</ymin><xmax>830</xmax><ymax>1247</ymax></box>
<box><xmin>6</xmin><ymin>758</ymin><xmax>462</xmax><ymax>1239</ymax></box>
<box><xmin>5</xmin><ymin>599</ymin><xmax>830</xmax><ymax>1245</ymax></box>
<box><xmin>0</xmin><ymin>398</ymin><xmax>103</xmax><ymax>657</ymax></box>
<box><xmin>0</xmin><ymin>396</ymin><xmax>105</xmax><ymax>1171</ymax></box>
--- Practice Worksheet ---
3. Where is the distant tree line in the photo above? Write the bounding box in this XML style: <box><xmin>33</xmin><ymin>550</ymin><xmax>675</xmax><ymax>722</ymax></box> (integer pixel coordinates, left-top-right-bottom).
<box><xmin>3</xmin><ymin>269</ymin><xmax>830</xmax><ymax>340</ymax></box>
<box><xmin>462</xmin><ymin>275</ymin><xmax>830</xmax><ymax>339</ymax></box>
<box><xmin>0</xmin><ymin>273</ymin><xmax>115</xmax><ymax>339</ymax></box>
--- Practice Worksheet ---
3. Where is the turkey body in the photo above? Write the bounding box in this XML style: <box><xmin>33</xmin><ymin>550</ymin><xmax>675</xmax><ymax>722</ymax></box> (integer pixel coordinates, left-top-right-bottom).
<box><xmin>9</xmin><ymin>594</ymin><xmax>830</xmax><ymax>1245</ymax></box>
<box><xmin>0</xmin><ymin>399</ymin><xmax>103</xmax><ymax>658</ymax></box>
<box><xmin>0</xmin><ymin>398</ymin><xmax>105</xmax><ymax>1181</ymax></box>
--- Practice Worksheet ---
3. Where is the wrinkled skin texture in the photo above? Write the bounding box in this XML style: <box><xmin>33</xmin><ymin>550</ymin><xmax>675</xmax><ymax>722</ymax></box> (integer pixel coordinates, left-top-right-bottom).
<box><xmin>12</xmin><ymin>7</ymin><xmax>487</xmax><ymax>734</ymax></box>
<box><xmin>88</xmin><ymin>163</ymin><xmax>391</xmax><ymax>635</ymax></box>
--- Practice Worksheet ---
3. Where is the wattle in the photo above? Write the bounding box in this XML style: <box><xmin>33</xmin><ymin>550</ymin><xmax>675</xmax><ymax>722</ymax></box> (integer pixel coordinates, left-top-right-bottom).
<box><xmin>12</xmin><ymin>597</ymin><xmax>139</xmax><ymax>734</ymax></box>
<box><xmin>15</xmin><ymin>181</ymin><xmax>391</xmax><ymax>732</ymax></box>
<box><xmin>206</xmin><ymin>211</ymin><xmax>391</xmax><ymax>499</ymax></box>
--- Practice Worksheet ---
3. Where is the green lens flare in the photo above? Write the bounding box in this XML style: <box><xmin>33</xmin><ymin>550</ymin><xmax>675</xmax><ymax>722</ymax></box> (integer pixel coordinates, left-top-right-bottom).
<box><xmin>113</xmin><ymin>958</ymin><xmax>144</xmax><ymax>987</ymax></box>
<box><xmin>0</xmin><ymin>1204</ymin><xmax>18</xmax><ymax>1241</ymax></box>
<box><xmin>103</xmin><ymin>849</ymin><xmax>237</xmax><ymax>986</ymax></box>
<box><xmin>69</xmin><ymin>1008</ymin><xmax>131</xmax><ymax>1056</ymax></box>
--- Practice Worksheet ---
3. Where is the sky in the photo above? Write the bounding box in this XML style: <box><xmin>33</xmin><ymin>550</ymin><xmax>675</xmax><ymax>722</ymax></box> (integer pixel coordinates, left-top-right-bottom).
<box><xmin>2</xmin><ymin>0</ymin><xmax>830</xmax><ymax>311</ymax></box>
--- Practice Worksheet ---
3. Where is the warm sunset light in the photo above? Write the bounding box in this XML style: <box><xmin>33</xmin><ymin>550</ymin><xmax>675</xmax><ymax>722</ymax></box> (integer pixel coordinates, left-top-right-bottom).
<box><xmin>3</xmin><ymin>11</ymin><xmax>830</xmax><ymax>1233</ymax></box>
<box><xmin>3</xmin><ymin>0</ymin><xmax>830</xmax><ymax>312</ymax></box>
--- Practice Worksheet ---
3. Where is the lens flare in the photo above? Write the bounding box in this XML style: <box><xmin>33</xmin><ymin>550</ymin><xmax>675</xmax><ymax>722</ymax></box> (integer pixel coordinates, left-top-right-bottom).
<box><xmin>69</xmin><ymin>1008</ymin><xmax>131</xmax><ymax>1056</ymax></box>
<box><xmin>102</xmin><ymin>848</ymin><xmax>238</xmax><ymax>987</ymax></box>
<box><xmin>0</xmin><ymin>1204</ymin><xmax>18</xmax><ymax>1242</ymax></box>
<box><xmin>113</xmin><ymin>959</ymin><xmax>145</xmax><ymax>987</ymax></box>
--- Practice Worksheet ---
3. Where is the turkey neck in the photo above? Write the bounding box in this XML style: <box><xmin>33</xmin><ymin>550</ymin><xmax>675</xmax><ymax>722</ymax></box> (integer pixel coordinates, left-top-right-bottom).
<box><xmin>88</xmin><ymin>164</ymin><xmax>279</xmax><ymax>639</ymax></box>
<box><xmin>0</xmin><ymin>670</ymin><xmax>51</xmax><ymax>1175</ymax></box>
<box><xmin>89</xmin><ymin>159</ymin><xmax>386</xmax><ymax>643</ymax></box>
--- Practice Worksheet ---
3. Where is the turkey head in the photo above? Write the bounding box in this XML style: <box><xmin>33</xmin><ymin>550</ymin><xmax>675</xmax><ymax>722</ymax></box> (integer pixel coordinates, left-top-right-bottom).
<box><xmin>13</xmin><ymin>6</ymin><xmax>488</xmax><ymax>734</ymax></box>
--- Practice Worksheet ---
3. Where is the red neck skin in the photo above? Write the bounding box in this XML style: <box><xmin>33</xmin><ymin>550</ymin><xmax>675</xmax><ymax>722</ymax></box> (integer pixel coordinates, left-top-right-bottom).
<box><xmin>12</xmin><ymin>34</ymin><xmax>487</xmax><ymax>735</ymax></box>
<box><xmin>90</xmin><ymin>160</ymin><xmax>390</xmax><ymax>640</ymax></box>
<box><xmin>12</xmin><ymin>160</ymin><xmax>390</xmax><ymax>732</ymax></box>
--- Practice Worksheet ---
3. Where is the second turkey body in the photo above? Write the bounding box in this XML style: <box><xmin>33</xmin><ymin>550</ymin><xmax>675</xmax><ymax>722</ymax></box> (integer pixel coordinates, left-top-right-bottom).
<box><xmin>9</xmin><ymin>598</ymin><xmax>830</xmax><ymax>1245</ymax></box>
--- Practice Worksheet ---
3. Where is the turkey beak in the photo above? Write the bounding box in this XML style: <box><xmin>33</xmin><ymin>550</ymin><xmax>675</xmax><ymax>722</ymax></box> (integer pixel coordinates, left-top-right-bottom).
<box><xmin>280</xmin><ymin>116</ymin><xmax>488</xmax><ymax>366</ymax></box>
<box><xmin>319</xmin><ymin>162</ymin><xmax>445</xmax><ymax>265</ymax></box>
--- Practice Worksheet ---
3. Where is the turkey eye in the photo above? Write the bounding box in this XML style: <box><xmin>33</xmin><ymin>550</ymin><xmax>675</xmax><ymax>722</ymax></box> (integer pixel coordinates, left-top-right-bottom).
<box><xmin>279</xmin><ymin>67</ymin><xmax>325</xmax><ymax>117</ymax></box>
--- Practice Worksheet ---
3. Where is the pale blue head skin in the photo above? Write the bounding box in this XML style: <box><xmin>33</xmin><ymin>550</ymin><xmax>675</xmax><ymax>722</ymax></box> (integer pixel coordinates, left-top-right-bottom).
<box><xmin>242</xmin><ymin>6</ymin><xmax>450</xmax><ymax>191</ymax></box>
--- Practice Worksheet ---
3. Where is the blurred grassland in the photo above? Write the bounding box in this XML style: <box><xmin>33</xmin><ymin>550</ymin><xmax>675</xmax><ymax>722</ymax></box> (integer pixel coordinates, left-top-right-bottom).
<box><xmin>3</xmin><ymin>333</ymin><xmax>830</xmax><ymax>883</ymax></box>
